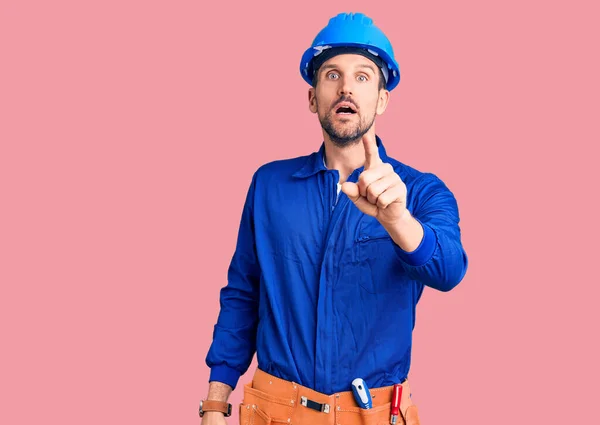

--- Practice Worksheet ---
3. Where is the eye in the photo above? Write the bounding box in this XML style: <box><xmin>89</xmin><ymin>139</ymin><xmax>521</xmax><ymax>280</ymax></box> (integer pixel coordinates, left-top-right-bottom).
<box><xmin>327</xmin><ymin>72</ymin><xmax>339</xmax><ymax>80</ymax></box>
<box><xmin>357</xmin><ymin>75</ymin><xmax>368</xmax><ymax>82</ymax></box>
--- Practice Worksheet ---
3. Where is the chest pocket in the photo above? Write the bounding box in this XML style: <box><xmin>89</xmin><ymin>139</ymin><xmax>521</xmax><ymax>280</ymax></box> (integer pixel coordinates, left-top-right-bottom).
<box><xmin>355</xmin><ymin>216</ymin><xmax>407</xmax><ymax>294</ymax></box>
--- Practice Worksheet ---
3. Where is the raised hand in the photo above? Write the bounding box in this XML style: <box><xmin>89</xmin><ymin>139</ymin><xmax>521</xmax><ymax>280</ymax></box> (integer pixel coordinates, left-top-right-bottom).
<box><xmin>341</xmin><ymin>133</ymin><xmax>409</xmax><ymax>227</ymax></box>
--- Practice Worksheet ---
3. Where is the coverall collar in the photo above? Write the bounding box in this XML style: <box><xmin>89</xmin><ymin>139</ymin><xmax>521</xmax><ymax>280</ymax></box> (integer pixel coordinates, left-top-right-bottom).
<box><xmin>292</xmin><ymin>135</ymin><xmax>389</xmax><ymax>179</ymax></box>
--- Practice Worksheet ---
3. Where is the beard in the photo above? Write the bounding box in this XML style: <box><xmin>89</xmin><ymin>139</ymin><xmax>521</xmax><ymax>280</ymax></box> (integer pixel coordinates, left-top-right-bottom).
<box><xmin>317</xmin><ymin>101</ymin><xmax>376</xmax><ymax>148</ymax></box>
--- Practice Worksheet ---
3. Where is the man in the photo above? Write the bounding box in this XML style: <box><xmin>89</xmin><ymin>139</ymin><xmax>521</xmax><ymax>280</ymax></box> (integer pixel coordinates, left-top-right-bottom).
<box><xmin>199</xmin><ymin>12</ymin><xmax>468</xmax><ymax>425</ymax></box>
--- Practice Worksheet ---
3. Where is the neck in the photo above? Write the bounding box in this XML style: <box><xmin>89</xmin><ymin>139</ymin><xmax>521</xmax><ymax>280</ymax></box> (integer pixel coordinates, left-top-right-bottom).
<box><xmin>322</xmin><ymin>128</ymin><xmax>376</xmax><ymax>184</ymax></box>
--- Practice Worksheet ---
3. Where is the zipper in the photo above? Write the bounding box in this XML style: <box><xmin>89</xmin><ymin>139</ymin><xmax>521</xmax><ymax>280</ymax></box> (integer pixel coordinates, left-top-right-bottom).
<box><xmin>330</xmin><ymin>172</ymin><xmax>339</xmax><ymax>213</ymax></box>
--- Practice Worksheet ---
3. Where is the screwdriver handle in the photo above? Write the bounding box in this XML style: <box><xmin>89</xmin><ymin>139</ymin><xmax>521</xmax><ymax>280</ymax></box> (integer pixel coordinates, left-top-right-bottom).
<box><xmin>351</xmin><ymin>378</ymin><xmax>372</xmax><ymax>409</ymax></box>
<box><xmin>391</xmin><ymin>383</ymin><xmax>402</xmax><ymax>416</ymax></box>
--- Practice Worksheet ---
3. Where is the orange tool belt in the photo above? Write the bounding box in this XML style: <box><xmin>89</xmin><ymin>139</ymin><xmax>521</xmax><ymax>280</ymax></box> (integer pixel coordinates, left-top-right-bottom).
<box><xmin>239</xmin><ymin>368</ymin><xmax>421</xmax><ymax>425</ymax></box>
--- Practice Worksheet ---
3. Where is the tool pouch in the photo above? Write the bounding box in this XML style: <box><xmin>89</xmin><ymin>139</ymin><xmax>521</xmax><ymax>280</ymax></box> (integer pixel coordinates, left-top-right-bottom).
<box><xmin>400</xmin><ymin>395</ymin><xmax>420</xmax><ymax>425</ymax></box>
<box><xmin>239</xmin><ymin>402</ymin><xmax>272</xmax><ymax>425</ymax></box>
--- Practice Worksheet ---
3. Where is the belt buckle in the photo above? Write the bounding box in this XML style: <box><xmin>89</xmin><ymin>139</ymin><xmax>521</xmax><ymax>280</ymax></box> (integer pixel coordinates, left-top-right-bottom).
<box><xmin>300</xmin><ymin>396</ymin><xmax>330</xmax><ymax>414</ymax></box>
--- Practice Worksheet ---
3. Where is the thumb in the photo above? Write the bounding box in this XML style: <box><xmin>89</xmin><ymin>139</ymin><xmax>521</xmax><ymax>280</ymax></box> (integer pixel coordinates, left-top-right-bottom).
<box><xmin>341</xmin><ymin>182</ymin><xmax>377</xmax><ymax>216</ymax></box>
<box><xmin>341</xmin><ymin>181</ymin><xmax>360</xmax><ymax>201</ymax></box>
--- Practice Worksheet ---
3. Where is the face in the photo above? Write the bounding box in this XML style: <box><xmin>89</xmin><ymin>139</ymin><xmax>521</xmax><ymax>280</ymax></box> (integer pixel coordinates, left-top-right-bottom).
<box><xmin>308</xmin><ymin>54</ymin><xmax>390</xmax><ymax>147</ymax></box>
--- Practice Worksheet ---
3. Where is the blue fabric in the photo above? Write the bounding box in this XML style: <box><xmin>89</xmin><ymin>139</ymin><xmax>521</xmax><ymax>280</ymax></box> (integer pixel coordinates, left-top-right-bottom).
<box><xmin>205</xmin><ymin>136</ymin><xmax>468</xmax><ymax>394</ymax></box>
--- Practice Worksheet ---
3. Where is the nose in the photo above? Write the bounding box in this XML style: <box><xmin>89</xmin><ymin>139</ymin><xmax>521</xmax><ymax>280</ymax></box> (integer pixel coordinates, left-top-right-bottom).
<box><xmin>338</xmin><ymin>74</ymin><xmax>354</xmax><ymax>96</ymax></box>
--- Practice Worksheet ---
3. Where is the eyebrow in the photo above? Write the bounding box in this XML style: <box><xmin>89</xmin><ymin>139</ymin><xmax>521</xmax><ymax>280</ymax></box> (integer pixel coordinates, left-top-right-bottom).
<box><xmin>319</xmin><ymin>63</ymin><xmax>377</xmax><ymax>74</ymax></box>
<box><xmin>356</xmin><ymin>64</ymin><xmax>377</xmax><ymax>73</ymax></box>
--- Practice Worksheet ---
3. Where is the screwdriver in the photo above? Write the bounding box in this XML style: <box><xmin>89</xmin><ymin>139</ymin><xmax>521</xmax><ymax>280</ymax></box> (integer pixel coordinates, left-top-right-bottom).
<box><xmin>390</xmin><ymin>383</ymin><xmax>402</xmax><ymax>424</ymax></box>
<box><xmin>351</xmin><ymin>378</ymin><xmax>372</xmax><ymax>409</ymax></box>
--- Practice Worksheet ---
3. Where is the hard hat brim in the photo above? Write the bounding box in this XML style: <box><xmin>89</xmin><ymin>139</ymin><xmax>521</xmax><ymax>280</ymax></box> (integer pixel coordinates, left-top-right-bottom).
<box><xmin>300</xmin><ymin>42</ymin><xmax>400</xmax><ymax>91</ymax></box>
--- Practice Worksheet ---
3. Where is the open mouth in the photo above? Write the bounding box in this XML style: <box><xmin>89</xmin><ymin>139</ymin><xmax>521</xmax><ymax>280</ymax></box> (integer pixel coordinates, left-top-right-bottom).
<box><xmin>335</xmin><ymin>103</ymin><xmax>357</xmax><ymax>115</ymax></box>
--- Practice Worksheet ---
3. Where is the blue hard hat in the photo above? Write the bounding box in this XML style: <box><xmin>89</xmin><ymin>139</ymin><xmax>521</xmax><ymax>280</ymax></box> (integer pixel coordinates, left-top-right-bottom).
<box><xmin>300</xmin><ymin>13</ymin><xmax>400</xmax><ymax>91</ymax></box>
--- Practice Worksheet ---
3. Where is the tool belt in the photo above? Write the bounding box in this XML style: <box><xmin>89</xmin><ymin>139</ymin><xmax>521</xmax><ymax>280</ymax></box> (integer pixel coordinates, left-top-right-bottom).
<box><xmin>239</xmin><ymin>368</ymin><xmax>421</xmax><ymax>425</ymax></box>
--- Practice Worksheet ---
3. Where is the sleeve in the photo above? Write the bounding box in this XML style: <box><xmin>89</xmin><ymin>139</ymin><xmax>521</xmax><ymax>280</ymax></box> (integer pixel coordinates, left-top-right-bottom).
<box><xmin>204</xmin><ymin>172</ymin><xmax>261</xmax><ymax>389</ymax></box>
<box><xmin>392</xmin><ymin>173</ymin><xmax>469</xmax><ymax>292</ymax></box>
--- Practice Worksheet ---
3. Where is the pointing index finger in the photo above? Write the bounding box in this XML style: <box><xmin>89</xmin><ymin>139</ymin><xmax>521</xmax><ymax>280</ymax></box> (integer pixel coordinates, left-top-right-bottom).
<box><xmin>363</xmin><ymin>133</ymin><xmax>382</xmax><ymax>170</ymax></box>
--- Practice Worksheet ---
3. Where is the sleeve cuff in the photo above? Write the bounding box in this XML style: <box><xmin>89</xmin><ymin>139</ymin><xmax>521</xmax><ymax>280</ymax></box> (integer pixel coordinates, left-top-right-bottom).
<box><xmin>209</xmin><ymin>365</ymin><xmax>242</xmax><ymax>390</ymax></box>
<box><xmin>393</xmin><ymin>219</ymin><xmax>437</xmax><ymax>266</ymax></box>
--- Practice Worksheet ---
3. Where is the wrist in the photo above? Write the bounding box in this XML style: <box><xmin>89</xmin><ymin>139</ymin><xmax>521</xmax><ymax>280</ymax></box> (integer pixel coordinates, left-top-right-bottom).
<box><xmin>384</xmin><ymin>208</ymin><xmax>413</xmax><ymax>236</ymax></box>
<box><xmin>202</xmin><ymin>411</ymin><xmax>225</xmax><ymax>417</ymax></box>
<box><xmin>207</xmin><ymin>380</ymin><xmax>233</xmax><ymax>401</ymax></box>
<box><xmin>395</xmin><ymin>207</ymin><xmax>413</xmax><ymax>227</ymax></box>
<box><xmin>385</xmin><ymin>209</ymin><xmax>424</xmax><ymax>253</ymax></box>
<box><xmin>199</xmin><ymin>399</ymin><xmax>232</xmax><ymax>418</ymax></box>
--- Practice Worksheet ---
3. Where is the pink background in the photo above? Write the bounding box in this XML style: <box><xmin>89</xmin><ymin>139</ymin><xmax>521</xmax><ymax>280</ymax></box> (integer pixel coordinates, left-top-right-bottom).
<box><xmin>1</xmin><ymin>0</ymin><xmax>599</xmax><ymax>423</ymax></box>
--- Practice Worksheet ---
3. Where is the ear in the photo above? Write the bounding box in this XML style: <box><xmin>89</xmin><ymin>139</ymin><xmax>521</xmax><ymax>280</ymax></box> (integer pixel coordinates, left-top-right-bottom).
<box><xmin>376</xmin><ymin>89</ymin><xmax>390</xmax><ymax>115</ymax></box>
<box><xmin>308</xmin><ymin>87</ymin><xmax>318</xmax><ymax>113</ymax></box>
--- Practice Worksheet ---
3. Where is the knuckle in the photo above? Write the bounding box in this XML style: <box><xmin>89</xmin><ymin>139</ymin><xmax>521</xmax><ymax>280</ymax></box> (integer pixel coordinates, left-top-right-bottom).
<box><xmin>370</xmin><ymin>181</ymin><xmax>383</xmax><ymax>197</ymax></box>
<box><xmin>357</xmin><ymin>182</ymin><xmax>367</xmax><ymax>195</ymax></box>
<box><xmin>366</xmin><ymin>190</ymin><xmax>375</xmax><ymax>202</ymax></box>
